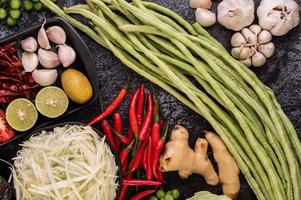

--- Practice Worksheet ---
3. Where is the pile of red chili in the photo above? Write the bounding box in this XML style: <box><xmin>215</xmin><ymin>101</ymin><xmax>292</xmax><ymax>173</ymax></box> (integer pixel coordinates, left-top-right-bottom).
<box><xmin>0</xmin><ymin>42</ymin><xmax>39</xmax><ymax>104</ymax></box>
<box><xmin>88</xmin><ymin>83</ymin><xmax>168</xmax><ymax>200</ymax></box>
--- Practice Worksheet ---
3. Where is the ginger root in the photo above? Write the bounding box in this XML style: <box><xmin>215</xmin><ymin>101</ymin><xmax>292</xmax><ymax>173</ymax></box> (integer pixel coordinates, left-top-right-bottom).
<box><xmin>205</xmin><ymin>131</ymin><xmax>240</xmax><ymax>200</ymax></box>
<box><xmin>159</xmin><ymin>125</ymin><xmax>219</xmax><ymax>185</ymax></box>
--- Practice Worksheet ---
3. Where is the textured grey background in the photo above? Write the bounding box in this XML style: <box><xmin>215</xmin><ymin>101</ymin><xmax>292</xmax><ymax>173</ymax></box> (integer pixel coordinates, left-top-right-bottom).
<box><xmin>0</xmin><ymin>0</ymin><xmax>300</xmax><ymax>199</ymax></box>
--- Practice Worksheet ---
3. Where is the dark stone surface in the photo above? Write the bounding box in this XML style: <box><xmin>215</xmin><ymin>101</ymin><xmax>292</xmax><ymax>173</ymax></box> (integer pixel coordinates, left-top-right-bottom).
<box><xmin>0</xmin><ymin>0</ymin><xmax>300</xmax><ymax>200</ymax></box>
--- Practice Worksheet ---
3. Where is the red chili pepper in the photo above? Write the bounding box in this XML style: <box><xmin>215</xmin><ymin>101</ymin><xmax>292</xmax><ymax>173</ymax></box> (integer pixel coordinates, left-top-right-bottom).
<box><xmin>119</xmin><ymin>139</ymin><xmax>135</xmax><ymax>174</ymax></box>
<box><xmin>153</xmin><ymin>125</ymin><xmax>168</xmax><ymax>180</ymax></box>
<box><xmin>136</xmin><ymin>84</ymin><xmax>145</xmax><ymax>126</ymax></box>
<box><xmin>117</xmin><ymin>186</ymin><xmax>128</xmax><ymax>200</ymax></box>
<box><xmin>123</xmin><ymin>179</ymin><xmax>162</xmax><ymax>186</ymax></box>
<box><xmin>151</xmin><ymin>93</ymin><xmax>161</xmax><ymax>150</ymax></box>
<box><xmin>114</xmin><ymin>112</ymin><xmax>123</xmax><ymax>152</ymax></box>
<box><xmin>138</xmin><ymin>93</ymin><xmax>153</xmax><ymax>141</ymax></box>
<box><xmin>112</xmin><ymin>128</ymin><xmax>131</xmax><ymax>145</ymax></box>
<box><xmin>129</xmin><ymin>142</ymin><xmax>146</xmax><ymax>173</ymax></box>
<box><xmin>147</xmin><ymin>136</ymin><xmax>153</xmax><ymax>180</ymax></box>
<box><xmin>100</xmin><ymin>120</ymin><xmax>117</xmax><ymax>151</ymax></box>
<box><xmin>142</xmin><ymin>145</ymin><xmax>148</xmax><ymax>172</ymax></box>
<box><xmin>157</xmin><ymin>167</ymin><xmax>164</xmax><ymax>182</ymax></box>
<box><xmin>88</xmin><ymin>83</ymin><xmax>128</xmax><ymax>126</ymax></box>
<box><xmin>129</xmin><ymin>88</ymin><xmax>140</xmax><ymax>136</ymax></box>
<box><xmin>159</xmin><ymin>120</ymin><xmax>164</xmax><ymax>129</ymax></box>
<box><xmin>130</xmin><ymin>189</ymin><xmax>156</xmax><ymax>200</ymax></box>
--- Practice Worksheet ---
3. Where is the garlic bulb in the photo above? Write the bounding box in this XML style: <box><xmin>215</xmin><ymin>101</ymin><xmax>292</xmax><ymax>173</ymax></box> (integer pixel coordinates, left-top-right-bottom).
<box><xmin>195</xmin><ymin>8</ymin><xmax>216</xmax><ymax>27</ymax></box>
<box><xmin>21</xmin><ymin>37</ymin><xmax>38</xmax><ymax>52</ymax></box>
<box><xmin>217</xmin><ymin>0</ymin><xmax>255</xmax><ymax>31</ymax></box>
<box><xmin>58</xmin><ymin>44</ymin><xmax>76</xmax><ymax>67</ymax></box>
<box><xmin>257</xmin><ymin>0</ymin><xmax>300</xmax><ymax>36</ymax></box>
<box><xmin>190</xmin><ymin>0</ymin><xmax>212</xmax><ymax>9</ymax></box>
<box><xmin>230</xmin><ymin>24</ymin><xmax>275</xmax><ymax>67</ymax></box>
<box><xmin>22</xmin><ymin>52</ymin><xmax>39</xmax><ymax>72</ymax></box>
<box><xmin>38</xmin><ymin>21</ymin><xmax>51</xmax><ymax>49</ymax></box>
<box><xmin>38</xmin><ymin>48</ymin><xmax>60</xmax><ymax>69</ymax></box>
<box><xmin>46</xmin><ymin>26</ymin><xmax>67</xmax><ymax>45</ymax></box>
<box><xmin>32</xmin><ymin>69</ymin><xmax>58</xmax><ymax>86</ymax></box>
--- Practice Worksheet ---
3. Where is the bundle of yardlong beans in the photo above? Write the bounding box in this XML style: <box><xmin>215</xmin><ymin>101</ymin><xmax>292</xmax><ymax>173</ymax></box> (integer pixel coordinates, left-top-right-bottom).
<box><xmin>40</xmin><ymin>0</ymin><xmax>301</xmax><ymax>199</ymax></box>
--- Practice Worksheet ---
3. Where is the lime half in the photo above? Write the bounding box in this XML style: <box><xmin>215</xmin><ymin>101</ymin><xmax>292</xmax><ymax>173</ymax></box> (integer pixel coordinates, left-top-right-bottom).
<box><xmin>35</xmin><ymin>86</ymin><xmax>69</xmax><ymax>118</ymax></box>
<box><xmin>6</xmin><ymin>98</ymin><xmax>38</xmax><ymax>132</ymax></box>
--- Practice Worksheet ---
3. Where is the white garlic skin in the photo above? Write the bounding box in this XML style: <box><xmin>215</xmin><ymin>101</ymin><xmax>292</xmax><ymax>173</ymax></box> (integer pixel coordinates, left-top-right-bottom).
<box><xmin>241</xmin><ymin>28</ymin><xmax>257</xmax><ymax>44</ymax></box>
<box><xmin>38</xmin><ymin>21</ymin><xmax>51</xmax><ymax>50</ymax></box>
<box><xmin>258</xmin><ymin>42</ymin><xmax>275</xmax><ymax>58</ymax></box>
<box><xmin>217</xmin><ymin>0</ymin><xmax>255</xmax><ymax>31</ymax></box>
<box><xmin>46</xmin><ymin>26</ymin><xmax>67</xmax><ymax>45</ymax></box>
<box><xmin>22</xmin><ymin>52</ymin><xmax>39</xmax><ymax>72</ymax></box>
<box><xmin>248</xmin><ymin>24</ymin><xmax>262</xmax><ymax>35</ymax></box>
<box><xmin>38</xmin><ymin>48</ymin><xmax>60</xmax><ymax>69</ymax></box>
<box><xmin>32</xmin><ymin>69</ymin><xmax>58</xmax><ymax>86</ymax></box>
<box><xmin>240</xmin><ymin>57</ymin><xmax>252</xmax><ymax>67</ymax></box>
<box><xmin>257</xmin><ymin>0</ymin><xmax>300</xmax><ymax>36</ymax></box>
<box><xmin>190</xmin><ymin>0</ymin><xmax>212</xmax><ymax>9</ymax></box>
<box><xmin>252</xmin><ymin>52</ymin><xmax>266</xmax><ymax>67</ymax></box>
<box><xmin>58</xmin><ymin>45</ymin><xmax>76</xmax><ymax>67</ymax></box>
<box><xmin>257</xmin><ymin>30</ymin><xmax>272</xmax><ymax>44</ymax></box>
<box><xmin>21</xmin><ymin>37</ymin><xmax>38</xmax><ymax>52</ymax></box>
<box><xmin>195</xmin><ymin>8</ymin><xmax>216</xmax><ymax>27</ymax></box>
<box><xmin>231</xmin><ymin>32</ymin><xmax>246</xmax><ymax>47</ymax></box>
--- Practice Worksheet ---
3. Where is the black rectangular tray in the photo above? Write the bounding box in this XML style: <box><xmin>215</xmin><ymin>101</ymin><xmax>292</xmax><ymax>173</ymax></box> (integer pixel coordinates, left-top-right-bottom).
<box><xmin>0</xmin><ymin>17</ymin><xmax>99</xmax><ymax>147</ymax></box>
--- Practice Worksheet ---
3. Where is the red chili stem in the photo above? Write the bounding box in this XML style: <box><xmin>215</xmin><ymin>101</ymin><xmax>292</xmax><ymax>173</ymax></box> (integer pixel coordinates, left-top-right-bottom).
<box><xmin>122</xmin><ymin>179</ymin><xmax>161</xmax><ymax>186</ymax></box>
<box><xmin>136</xmin><ymin>83</ymin><xmax>145</xmax><ymax>126</ymax></box>
<box><xmin>147</xmin><ymin>136</ymin><xmax>153</xmax><ymax>180</ymax></box>
<box><xmin>100</xmin><ymin>120</ymin><xmax>117</xmax><ymax>151</ymax></box>
<box><xmin>119</xmin><ymin>139</ymin><xmax>135</xmax><ymax>174</ymax></box>
<box><xmin>88</xmin><ymin>83</ymin><xmax>128</xmax><ymax>126</ymax></box>
<box><xmin>129</xmin><ymin>88</ymin><xmax>140</xmax><ymax>136</ymax></box>
<box><xmin>113</xmin><ymin>112</ymin><xmax>123</xmax><ymax>152</ymax></box>
<box><xmin>138</xmin><ymin>93</ymin><xmax>153</xmax><ymax>141</ymax></box>
<box><xmin>129</xmin><ymin>189</ymin><xmax>156</xmax><ymax>200</ymax></box>
<box><xmin>111</xmin><ymin>128</ymin><xmax>131</xmax><ymax>145</ymax></box>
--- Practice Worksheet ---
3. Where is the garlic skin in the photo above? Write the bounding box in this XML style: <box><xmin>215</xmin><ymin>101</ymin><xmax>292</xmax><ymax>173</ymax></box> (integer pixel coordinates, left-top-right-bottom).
<box><xmin>230</xmin><ymin>25</ymin><xmax>275</xmax><ymax>67</ymax></box>
<box><xmin>190</xmin><ymin>0</ymin><xmax>212</xmax><ymax>9</ymax></box>
<box><xmin>21</xmin><ymin>37</ymin><xmax>38</xmax><ymax>52</ymax></box>
<box><xmin>257</xmin><ymin>0</ymin><xmax>300</xmax><ymax>36</ymax></box>
<box><xmin>38</xmin><ymin>21</ymin><xmax>51</xmax><ymax>49</ymax></box>
<box><xmin>38</xmin><ymin>48</ymin><xmax>60</xmax><ymax>69</ymax></box>
<box><xmin>217</xmin><ymin>0</ymin><xmax>255</xmax><ymax>31</ymax></box>
<box><xmin>195</xmin><ymin>8</ymin><xmax>216</xmax><ymax>27</ymax></box>
<box><xmin>32</xmin><ymin>69</ymin><xmax>58</xmax><ymax>86</ymax></box>
<box><xmin>46</xmin><ymin>26</ymin><xmax>67</xmax><ymax>45</ymax></box>
<box><xmin>22</xmin><ymin>52</ymin><xmax>39</xmax><ymax>72</ymax></box>
<box><xmin>58</xmin><ymin>45</ymin><xmax>76</xmax><ymax>67</ymax></box>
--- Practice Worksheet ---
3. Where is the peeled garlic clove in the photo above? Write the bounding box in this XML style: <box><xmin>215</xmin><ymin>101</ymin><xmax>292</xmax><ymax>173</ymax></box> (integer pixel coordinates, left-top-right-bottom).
<box><xmin>240</xmin><ymin>57</ymin><xmax>252</xmax><ymax>67</ymax></box>
<box><xmin>46</xmin><ymin>26</ymin><xmax>66</xmax><ymax>45</ymax></box>
<box><xmin>38</xmin><ymin>21</ymin><xmax>51</xmax><ymax>49</ymax></box>
<box><xmin>32</xmin><ymin>69</ymin><xmax>58</xmax><ymax>86</ymax></box>
<box><xmin>21</xmin><ymin>37</ymin><xmax>38</xmax><ymax>52</ymax></box>
<box><xmin>22</xmin><ymin>52</ymin><xmax>39</xmax><ymax>72</ymax></box>
<box><xmin>58</xmin><ymin>45</ymin><xmax>76</xmax><ymax>67</ymax></box>
<box><xmin>195</xmin><ymin>8</ymin><xmax>216</xmax><ymax>27</ymax></box>
<box><xmin>257</xmin><ymin>30</ymin><xmax>272</xmax><ymax>44</ymax></box>
<box><xmin>38</xmin><ymin>48</ymin><xmax>60</xmax><ymax>69</ymax></box>
<box><xmin>231</xmin><ymin>32</ymin><xmax>246</xmax><ymax>47</ymax></box>
<box><xmin>241</xmin><ymin>28</ymin><xmax>257</xmax><ymax>44</ymax></box>
<box><xmin>258</xmin><ymin>42</ymin><xmax>275</xmax><ymax>58</ymax></box>
<box><xmin>252</xmin><ymin>52</ymin><xmax>266</xmax><ymax>67</ymax></box>
<box><xmin>249</xmin><ymin>24</ymin><xmax>262</xmax><ymax>35</ymax></box>
<box><xmin>239</xmin><ymin>47</ymin><xmax>253</xmax><ymax>60</ymax></box>
<box><xmin>190</xmin><ymin>0</ymin><xmax>212</xmax><ymax>9</ymax></box>
<box><xmin>231</xmin><ymin>47</ymin><xmax>243</xmax><ymax>59</ymax></box>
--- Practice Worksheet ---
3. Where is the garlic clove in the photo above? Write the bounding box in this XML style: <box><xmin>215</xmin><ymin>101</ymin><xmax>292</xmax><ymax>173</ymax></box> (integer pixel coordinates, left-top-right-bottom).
<box><xmin>190</xmin><ymin>0</ymin><xmax>212</xmax><ymax>9</ymax></box>
<box><xmin>231</xmin><ymin>32</ymin><xmax>246</xmax><ymax>47</ymax></box>
<box><xmin>38</xmin><ymin>21</ymin><xmax>51</xmax><ymax>50</ymax></box>
<box><xmin>240</xmin><ymin>58</ymin><xmax>252</xmax><ymax>67</ymax></box>
<box><xmin>231</xmin><ymin>47</ymin><xmax>243</xmax><ymax>59</ymax></box>
<box><xmin>58</xmin><ymin>44</ymin><xmax>76</xmax><ymax>67</ymax></box>
<box><xmin>38</xmin><ymin>48</ymin><xmax>60</xmax><ymax>69</ymax></box>
<box><xmin>195</xmin><ymin>8</ymin><xmax>216</xmax><ymax>27</ymax></box>
<box><xmin>252</xmin><ymin>52</ymin><xmax>266</xmax><ymax>67</ymax></box>
<box><xmin>258</xmin><ymin>42</ymin><xmax>275</xmax><ymax>58</ymax></box>
<box><xmin>21</xmin><ymin>37</ymin><xmax>38</xmax><ymax>52</ymax></box>
<box><xmin>32</xmin><ymin>69</ymin><xmax>58</xmax><ymax>86</ymax></box>
<box><xmin>241</xmin><ymin>28</ymin><xmax>257</xmax><ymax>44</ymax></box>
<box><xmin>249</xmin><ymin>24</ymin><xmax>262</xmax><ymax>36</ymax></box>
<box><xmin>239</xmin><ymin>46</ymin><xmax>254</xmax><ymax>60</ymax></box>
<box><xmin>257</xmin><ymin>30</ymin><xmax>272</xmax><ymax>44</ymax></box>
<box><xmin>22</xmin><ymin>52</ymin><xmax>39</xmax><ymax>72</ymax></box>
<box><xmin>46</xmin><ymin>26</ymin><xmax>67</xmax><ymax>45</ymax></box>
